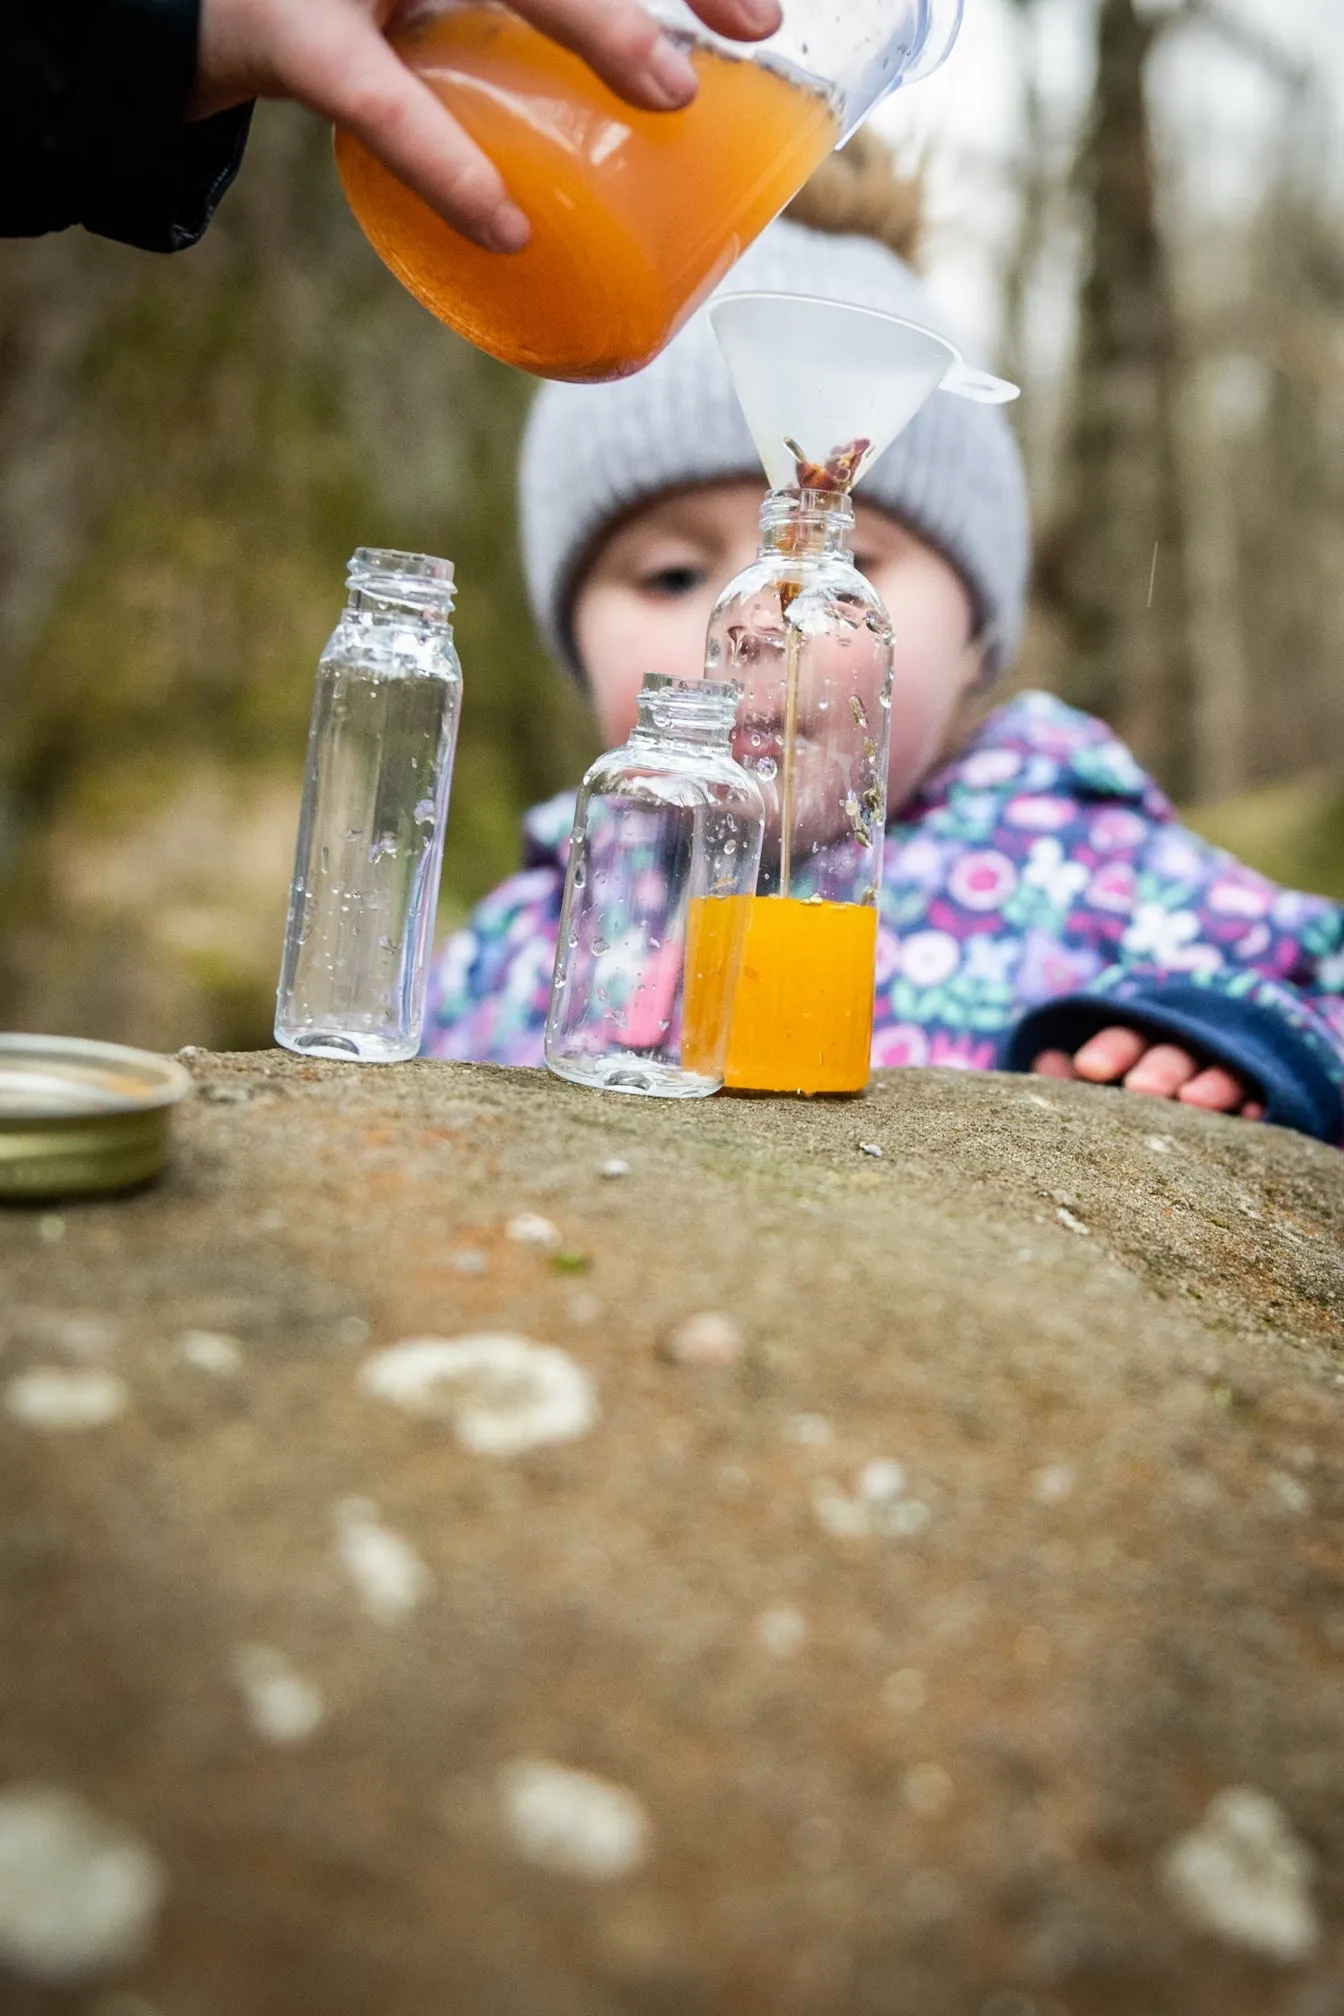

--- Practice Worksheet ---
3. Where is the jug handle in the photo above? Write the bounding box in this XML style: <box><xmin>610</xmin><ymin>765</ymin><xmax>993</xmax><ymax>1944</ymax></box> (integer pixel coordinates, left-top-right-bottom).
<box><xmin>941</xmin><ymin>364</ymin><xmax>1021</xmax><ymax>405</ymax></box>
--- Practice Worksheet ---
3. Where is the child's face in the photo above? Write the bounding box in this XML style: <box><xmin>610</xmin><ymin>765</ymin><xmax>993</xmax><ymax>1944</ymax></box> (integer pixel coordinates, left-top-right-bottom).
<box><xmin>572</xmin><ymin>479</ymin><xmax>984</xmax><ymax>810</ymax></box>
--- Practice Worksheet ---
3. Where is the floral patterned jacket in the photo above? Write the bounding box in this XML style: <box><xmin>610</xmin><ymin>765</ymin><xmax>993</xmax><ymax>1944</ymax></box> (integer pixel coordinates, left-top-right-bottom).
<box><xmin>422</xmin><ymin>692</ymin><xmax>1344</xmax><ymax>1144</ymax></box>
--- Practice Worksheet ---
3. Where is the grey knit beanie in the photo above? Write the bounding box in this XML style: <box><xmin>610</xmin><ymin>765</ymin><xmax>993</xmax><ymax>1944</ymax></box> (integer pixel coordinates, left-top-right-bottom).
<box><xmin>519</xmin><ymin>218</ymin><xmax>1031</xmax><ymax>683</ymax></box>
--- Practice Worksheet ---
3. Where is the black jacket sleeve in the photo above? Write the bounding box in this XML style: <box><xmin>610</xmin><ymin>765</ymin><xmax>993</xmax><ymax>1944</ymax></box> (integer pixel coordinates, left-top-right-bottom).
<box><xmin>1</xmin><ymin>0</ymin><xmax>252</xmax><ymax>251</ymax></box>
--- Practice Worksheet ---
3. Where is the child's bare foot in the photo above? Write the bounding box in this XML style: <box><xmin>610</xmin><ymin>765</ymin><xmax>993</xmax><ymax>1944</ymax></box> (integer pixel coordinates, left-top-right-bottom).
<box><xmin>1032</xmin><ymin>1025</ymin><xmax>1264</xmax><ymax>1120</ymax></box>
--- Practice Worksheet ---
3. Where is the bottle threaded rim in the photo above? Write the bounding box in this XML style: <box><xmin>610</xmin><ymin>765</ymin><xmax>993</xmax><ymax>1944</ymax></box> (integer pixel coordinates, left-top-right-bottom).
<box><xmin>347</xmin><ymin>548</ymin><xmax>456</xmax><ymax>616</ymax></box>
<box><xmin>637</xmin><ymin>674</ymin><xmax>741</xmax><ymax>736</ymax></box>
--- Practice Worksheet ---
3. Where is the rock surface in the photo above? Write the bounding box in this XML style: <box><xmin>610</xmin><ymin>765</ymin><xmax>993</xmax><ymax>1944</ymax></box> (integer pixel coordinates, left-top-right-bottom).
<box><xmin>2</xmin><ymin>1053</ymin><xmax>1342</xmax><ymax>2015</ymax></box>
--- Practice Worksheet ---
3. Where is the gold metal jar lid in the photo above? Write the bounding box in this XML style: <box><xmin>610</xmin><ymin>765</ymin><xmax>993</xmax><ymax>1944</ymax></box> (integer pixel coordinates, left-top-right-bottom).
<box><xmin>0</xmin><ymin>1035</ymin><xmax>192</xmax><ymax>1201</ymax></box>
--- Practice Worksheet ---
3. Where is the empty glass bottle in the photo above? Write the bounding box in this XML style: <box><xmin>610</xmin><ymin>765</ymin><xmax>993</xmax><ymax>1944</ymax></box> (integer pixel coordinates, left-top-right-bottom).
<box><xmin>704</xmin><ymin>485</ymin><xmax>894</xmax><ymax>1094</ymax></box>
<box><xmin>275</xmin><ymin>549</ymin><xmax>462</xmax><ymax>1063</ymax></box>
<box><xmin>545</xmin><ymin>676</ymin><xmax>765</xmax><ymax>1097</ymax></box>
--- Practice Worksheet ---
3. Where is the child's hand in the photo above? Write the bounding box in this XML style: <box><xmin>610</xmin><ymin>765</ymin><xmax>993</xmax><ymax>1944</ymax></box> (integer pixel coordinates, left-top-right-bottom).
<box><xmin>192</xmin><ymin>0</ymin><xmax>783</xmax><ymax>253</ymax></box>
<box><xmin>1032</xmin><ymin>1026</ymin><xmax>1265</xmax><ymax>1120</ymax></box>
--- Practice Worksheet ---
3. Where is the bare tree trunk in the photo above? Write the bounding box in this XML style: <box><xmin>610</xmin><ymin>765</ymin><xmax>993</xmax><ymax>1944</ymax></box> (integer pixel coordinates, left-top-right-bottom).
<box><xmin>1235</xmin><ymin>89</ymin><xmax>1344</xmax><ymax>787</ymax></box>
<box><xmin>1175</xmin><ymin>360</ymin><xmax>1250</xmax><ymax>801</ymax></box>
<box><xmin>1039</xmin><ymin>0</ymin><xmax>1198</xmax><ymax>799</ymax></box>
<box><xmin>999</xmin><ymin>0</ymin><xmax>1055</xmax><ymax>492</ymax></box>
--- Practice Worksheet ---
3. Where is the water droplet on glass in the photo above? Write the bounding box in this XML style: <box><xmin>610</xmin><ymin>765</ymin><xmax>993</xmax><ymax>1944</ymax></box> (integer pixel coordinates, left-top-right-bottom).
<box><xmin>592</xmin><ymin>938</ymin><xmax>610</xmax><ymax>956</ymax></box>
<box><xmin>757</xmin><ymin>756</ymin><xmax>778</xmax><ymax>780</ymax></box>
<box><xmin>413</xmin><ymin>797</ymin><xmax>436</xmax><ymax>826</ymax></box>
<box><xmin>369</xmin><ymin>838</ymin><xmax>397</xmax><ymax>864</ymax></box>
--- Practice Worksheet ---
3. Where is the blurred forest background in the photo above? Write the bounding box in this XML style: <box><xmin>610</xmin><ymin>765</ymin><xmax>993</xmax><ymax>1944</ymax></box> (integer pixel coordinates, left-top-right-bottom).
<box><xmin>2</xmin><ymin>0</ymin><xmax>1342</xmax><ymax>1051</ymax></box>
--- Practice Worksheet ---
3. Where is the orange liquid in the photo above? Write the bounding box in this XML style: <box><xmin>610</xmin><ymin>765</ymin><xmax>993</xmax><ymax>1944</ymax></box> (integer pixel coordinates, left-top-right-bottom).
<box><xmin>684</xmin><ymin>896</ymin><xmax>878</xmax><ymax>1095</ymax></box>
<box><xmin>335</xmin><ymin>7</ymin><xmax>837</xmax><ymax>381</ymax></box>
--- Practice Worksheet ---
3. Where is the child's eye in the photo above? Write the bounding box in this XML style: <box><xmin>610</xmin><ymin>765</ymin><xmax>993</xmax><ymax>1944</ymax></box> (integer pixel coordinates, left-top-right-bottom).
<box><xmin>639</xmin><ymin>564</ymin><xmax>707</xmax><ymax>599</ymax></box>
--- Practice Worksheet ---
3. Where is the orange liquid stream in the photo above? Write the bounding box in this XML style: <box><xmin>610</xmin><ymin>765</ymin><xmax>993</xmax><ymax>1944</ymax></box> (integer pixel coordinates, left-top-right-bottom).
<box><xmin>335</xmin><ymin>6</ymin><xmax>837</xmax><ymax>381</ymax></box>
<box><xmin>684</xmin><ymin>896</ymin><xmax>878</xmax><ymax>1095</ymax></box>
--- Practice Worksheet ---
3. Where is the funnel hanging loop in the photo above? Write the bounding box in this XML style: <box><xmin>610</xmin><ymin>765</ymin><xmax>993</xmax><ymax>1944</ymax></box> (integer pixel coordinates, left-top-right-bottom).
<box><xmin>939</xmin><ymin>363</ymin><xmax>1021</xmax><ymax>406</ymax></box>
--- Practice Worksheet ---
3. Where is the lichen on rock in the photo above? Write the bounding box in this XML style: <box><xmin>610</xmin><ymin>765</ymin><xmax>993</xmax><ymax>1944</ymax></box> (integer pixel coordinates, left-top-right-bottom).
<box><xmin>1161</xmin><ymin>1787</ymin><xmax>1319</xmax><ymax>1963</ymax></box>
<box><xmin>358</xmin><ymin>1333</ymin><xmax>598</xmax><ymax>1455</ymax></box>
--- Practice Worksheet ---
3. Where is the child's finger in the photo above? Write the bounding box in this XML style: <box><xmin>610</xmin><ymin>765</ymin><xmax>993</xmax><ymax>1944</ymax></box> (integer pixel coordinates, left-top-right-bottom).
<box><xmin>1241</xmin><ymin>1100</ymin><xmax>1266</xmax><ymax>1122</ymax></box>
<box><xmin>1122</xmin><ymin>1043</ymin><xmax>1200</xmax><ymax>1099</ymax></box>
<box><xmin>1177</xmin><ymin>1066</ymin><xmax>1249</xmax><ymax>1113</ymax></box>
<box><xmin>1032</xmin><ymin>1050</ymin><xmax>1078</xmax><ymax>1080</ymax></box>
<box><xmin>1071</xmin><ymin>1026</ymin><xmax>1147</xmax><ymax>1083</ymax></box>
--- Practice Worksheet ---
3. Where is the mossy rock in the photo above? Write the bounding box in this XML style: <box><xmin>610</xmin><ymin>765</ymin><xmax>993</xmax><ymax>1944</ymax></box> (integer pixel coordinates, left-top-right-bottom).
<box><xmin>1</xmin><ymin>1057</ymin><xmax>1341</xmax><ymax>2014</ymax></box>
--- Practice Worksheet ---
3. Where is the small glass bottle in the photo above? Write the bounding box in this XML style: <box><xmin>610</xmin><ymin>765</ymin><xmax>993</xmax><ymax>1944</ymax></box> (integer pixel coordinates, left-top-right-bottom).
<box><xmin>545</xmin><ymin>676</ymin><xmax>765</xmax><ymax>1098</ymax></box>
<box><xmin>704</xmin><ymin>486</ymin><xmax>894</xmax><ymax>1095</ymax></box>
<box><xmin>275</xmin><ymin>549</ymin><xmax>462</xmax><ymax>1063</ymax></box>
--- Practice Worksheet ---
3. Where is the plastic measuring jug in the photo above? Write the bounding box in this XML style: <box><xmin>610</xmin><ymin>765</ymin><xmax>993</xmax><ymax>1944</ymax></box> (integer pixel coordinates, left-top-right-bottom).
<box><xmin>335</xmin><ymin>0</ymin><xmax>966</xmax><ymax>382</ymax></box>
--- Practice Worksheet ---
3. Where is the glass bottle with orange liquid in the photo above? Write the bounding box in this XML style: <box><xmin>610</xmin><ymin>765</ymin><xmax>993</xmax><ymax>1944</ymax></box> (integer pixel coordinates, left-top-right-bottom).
<box><xmin>335</xmin><ymin>0</ymin><xmax>964</xmax><ymax>381</ymax></box>
<box><xmin>685</xmin><ymin>480</ymin><xmax>894</xmax><ymax>1095</ymax></box>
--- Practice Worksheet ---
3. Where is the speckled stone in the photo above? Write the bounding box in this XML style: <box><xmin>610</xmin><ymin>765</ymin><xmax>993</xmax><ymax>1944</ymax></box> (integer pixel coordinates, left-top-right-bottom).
<box><xmin>1</xmin><ymin>1053</ymin><xmax>1342</xmax><ymax>2015</ymax></box>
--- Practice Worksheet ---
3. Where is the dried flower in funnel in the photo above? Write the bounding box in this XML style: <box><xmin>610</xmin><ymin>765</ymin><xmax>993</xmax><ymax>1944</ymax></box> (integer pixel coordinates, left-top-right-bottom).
<box><xmin>784</xmin><ymin>436</ymin><xmax>871</xmax><ymax>492</ymax></box>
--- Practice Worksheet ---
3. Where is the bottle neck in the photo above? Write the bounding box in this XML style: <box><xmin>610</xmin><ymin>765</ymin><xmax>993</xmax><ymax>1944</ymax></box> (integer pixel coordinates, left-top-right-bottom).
<box><xmin>345</xmin><ymin>547</ymin><xmax>456</xmax><ymax>626</ymax></box>
<box><xmin>758</xmin><ymin>487</ymin><xmax>856</xmax><ymax>562</ymax></box>
<box><xmin>633</xmin><ymin>676</ymin><xmax>739</xmax><ymax>750</ymax></box>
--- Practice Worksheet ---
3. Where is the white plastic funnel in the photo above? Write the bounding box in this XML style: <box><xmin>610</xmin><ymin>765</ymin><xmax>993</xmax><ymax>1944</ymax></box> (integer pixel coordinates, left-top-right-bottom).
<box><xmin>709</xmin><ymin>292</ymin><xmax>1019</xmax><ymax>492</ymax></box>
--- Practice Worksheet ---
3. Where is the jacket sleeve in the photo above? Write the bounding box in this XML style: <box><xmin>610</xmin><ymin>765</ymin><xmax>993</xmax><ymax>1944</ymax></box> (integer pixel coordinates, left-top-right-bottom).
<box><xmin>420</xmin><ymin>869</ymin><xmax>563</xmax><ymax>1067</ymax></box>
<box><xmin>0</xmin><ymin>0</ymin><xmax>252</xmax><ymax>251</ymax></box>
<box><xmin>1002</xmin><ymin>826</ymin><xmax>1344</xmax><ymax>1145</ymax></box>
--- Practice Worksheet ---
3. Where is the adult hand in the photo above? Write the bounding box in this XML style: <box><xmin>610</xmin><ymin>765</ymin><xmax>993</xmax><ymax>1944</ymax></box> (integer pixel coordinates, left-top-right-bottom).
<box><xmin>190</xmin><ymin>0</ymin><xmax>783</xmax><ymax>251</ymax></box>
<box><xmin>1032</xmin><ymin>1026</ymin><xmax>1265</xmax><ymax>1120</ymax></box>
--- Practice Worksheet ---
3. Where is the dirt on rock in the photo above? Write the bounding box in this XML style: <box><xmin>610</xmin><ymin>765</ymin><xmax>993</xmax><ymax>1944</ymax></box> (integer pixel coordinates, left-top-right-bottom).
<box><xmin>1</xmin><ymin>1054</ymin><xmax>1342</xmax><ymax>2016</ymax></box>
